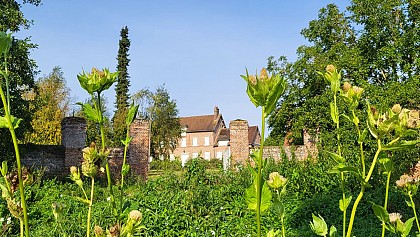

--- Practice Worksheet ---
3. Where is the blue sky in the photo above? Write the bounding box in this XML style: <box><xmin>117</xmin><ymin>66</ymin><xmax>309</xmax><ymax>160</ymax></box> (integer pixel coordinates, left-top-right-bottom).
<box><xmin>17</xmin><ymin>0</ymin><xmax>349</xmax><ymax>135</ymax></box>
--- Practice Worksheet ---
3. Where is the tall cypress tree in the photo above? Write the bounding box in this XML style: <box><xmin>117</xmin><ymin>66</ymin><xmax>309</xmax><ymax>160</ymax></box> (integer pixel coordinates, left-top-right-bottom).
<box><xmin>113</xmin><ymin>26</ymin><xmax>131</xmax><ymax>145</ymax></box>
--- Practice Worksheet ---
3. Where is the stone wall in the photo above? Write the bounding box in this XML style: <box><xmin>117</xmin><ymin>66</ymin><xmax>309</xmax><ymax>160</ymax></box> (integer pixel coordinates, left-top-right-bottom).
<box><xmin>20</xmin><ymin>117</ymin><xmax>150</xmax><ymax>179</ymax></box>
<box><xmin>262</xmin><ymin>130</ymin><xmax>318</xmax><ymax>161</ymax></box>
<box><xmin>20</xmin><ymin>144</ymin><xmax>65</xmax><ymax>177</ymax></box>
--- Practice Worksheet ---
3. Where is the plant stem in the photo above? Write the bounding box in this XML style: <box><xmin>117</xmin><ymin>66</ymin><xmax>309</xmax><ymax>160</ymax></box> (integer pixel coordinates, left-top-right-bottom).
<box><xmin>0</xmin><ymin>62</ymin><xmax>29</xmax><ymax>237</ymax></box>
<box><xmin>381</xmin><ymin>171</ymin><xmax>391</xmax><ymax>237</ymax></box>
<box><xmin>20</xmin><ymin>219</ymin><xmax>23</xmax><ymax>237</ymax></box>
<box><xmin>409</xmin><ymin>193</ymin><xmax>420</xmax><ymax>232</ymax></box>
<box><xmin>346</xmin><ymin>139</ymin><xmax>382</xmax><ymax>237</ymax></box>
<box><xmin>256</xmin><ymin>106</ymin><xmax>266</xmax><ymax>237</ymax></box>
<box><xmin>334</xmin><ymin>94</ymin><xmax>346</xmax><ymax>237</ymax></box>
<box><xmin>87</xmin><ymin>177</ymin><xmax>95</xmax><ymax>237</ymax></box>
<box><xmin>95</xmin><ymin>93</ymin><xmax>117</xmax><ymax>216</ymax></box>
<box><xmin>120</xmin><ymin>125</ymin><xmax>130</xmax><ymax>215</ymax></box>
<box><xmin>353</xmin><ymin>111</ymin><xmax>365</xmax><ymax>177</ymax></box>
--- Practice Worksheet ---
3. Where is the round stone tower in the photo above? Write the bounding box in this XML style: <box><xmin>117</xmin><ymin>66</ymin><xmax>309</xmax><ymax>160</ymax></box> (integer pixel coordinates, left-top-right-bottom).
<box><xmin>61</xmin><ymin>117</ymin><xmax>87</xmax><ymax>170</ymax></box>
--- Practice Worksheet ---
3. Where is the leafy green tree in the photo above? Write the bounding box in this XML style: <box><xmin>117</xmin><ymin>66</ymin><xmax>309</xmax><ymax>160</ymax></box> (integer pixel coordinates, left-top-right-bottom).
<box><xmin>267</xmin><ymin>1</ymin><xmax>420</xmax><ymax>178</ymax></box>
<box><xmin>0</xmin><ymin>0</ymin><xmax>40</xmax><ymax>159</ymax></box>
<box><xmin>24</xmin><ymin>66</ymin><xmax>70</xmax><ymax>145</ymax></box>
<box><xmin>113</xmin><ymin>26</ymin><xmax>131</xmax><ymax>146</ymax></box>
<box><xmin>132</xmin><ymin>85</ymin><xmax>181</xmax><ymax>160</ymax></box>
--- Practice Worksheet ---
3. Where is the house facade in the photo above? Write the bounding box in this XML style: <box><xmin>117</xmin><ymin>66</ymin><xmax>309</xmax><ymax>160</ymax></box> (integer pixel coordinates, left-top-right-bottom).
<box><xmin>170</xmin><ymin>107</ymin><xmax>260</xmax><ymax>166</ymax></box>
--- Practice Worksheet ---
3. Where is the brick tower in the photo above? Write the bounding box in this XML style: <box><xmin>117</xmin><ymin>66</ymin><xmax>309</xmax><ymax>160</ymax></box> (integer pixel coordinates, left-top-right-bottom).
<box><xmin>62</xmin><ymin>117</ymin><xmax>87</xmax><ymax>172</ymax></box>
<box><xmin>128</xmin><ymin>119</ymin><xmax>150</xmax><ymax>179</ymax></box>
<box><xmin>229</xmin><ymin>119</ymin><xmax>249</xmax><ymax>165</ymax></box>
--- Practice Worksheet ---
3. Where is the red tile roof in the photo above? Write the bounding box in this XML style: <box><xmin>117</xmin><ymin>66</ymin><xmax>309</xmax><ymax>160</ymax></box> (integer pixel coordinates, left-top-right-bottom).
<box><xmin>248</xmin><ymin>126</ymin><xmax>260</xmax><ymax>145</ymax></box>
<box><xmin>179</xmin><ymin>115</ymin><xmax>215</xmax><ymax>132</ymax></box>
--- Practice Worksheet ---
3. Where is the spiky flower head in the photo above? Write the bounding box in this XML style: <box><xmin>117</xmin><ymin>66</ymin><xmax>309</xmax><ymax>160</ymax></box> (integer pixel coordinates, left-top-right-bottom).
<box><xmin>94</xmin><ymin>225</ymin><xmax>104</xmax><ymax>237</ymax></box>
<box><xmin>341</xmin><ymin>82</ymin><xmax>364</xmax><ymax>111</ymax></box>
<box><xmin>326</xmin><ymin>64</ymin><xmax>336</xmax><ymax>73</ymax></box>
<box><xmin>77</xmin><ymin>67</ymin><xmax>118</xmax><ymax>95</ymax></box>
<box><xmin>392</xmin><ymin>104</ymin><xmax>402</xmax><ymax>114</ymax></box>
<box><xmin>129</xmin><ymin>210</ymin><xmax>142</xmax><ymax>222</ymax></box>
<box><xmin>318</xmin><ymin>64</ymin><xmax>340</xmax><ymax>93</ymax></box>
<box><xmin>241</xmin><ymin>68</ymin><xmax>287</xmax><ymax>118</ymax></box>
<box><xmin>267</xmin><ymin>172</ymin><xmax>287</xmax><ymax>189</ymax></box>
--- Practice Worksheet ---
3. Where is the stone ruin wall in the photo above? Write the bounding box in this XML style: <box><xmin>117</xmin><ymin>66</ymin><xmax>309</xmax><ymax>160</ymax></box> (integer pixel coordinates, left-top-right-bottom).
<box><xmin>21</xmin><ymin>117</ymin><xmax>150</xmax><ymax>179</ymax></box>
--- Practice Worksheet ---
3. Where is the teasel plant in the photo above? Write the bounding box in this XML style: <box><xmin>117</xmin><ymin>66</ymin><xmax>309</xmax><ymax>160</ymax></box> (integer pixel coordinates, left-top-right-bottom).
<box><xmin>77</xmin><ymin>67</ymin><xmax>119</xmax><ymax>217</ymax></box>
<box><xmin>241</xmin><ymin>68</ymin><xmax>286</xmax><ymax>237</ymax></box>
<box><xmin>0</xmin><ymin>31</ymin><xmax>30</xmax><ymax>237</ymax></box>
<box><xmin>312</xmin><ymin>65</ymin><xmax>420</xmax><ymax>237</ymax></box>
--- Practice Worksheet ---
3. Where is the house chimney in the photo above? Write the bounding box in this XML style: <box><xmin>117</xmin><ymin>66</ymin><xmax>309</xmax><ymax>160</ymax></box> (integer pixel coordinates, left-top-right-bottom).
<box><xmin>214</xmin><ymin>106</ymin><xmax>219</xmax><ymax>120</ymax></box>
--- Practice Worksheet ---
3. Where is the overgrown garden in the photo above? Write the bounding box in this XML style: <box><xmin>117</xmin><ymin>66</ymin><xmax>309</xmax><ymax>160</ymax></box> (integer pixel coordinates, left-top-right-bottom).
<box><xmin>1</xmin><ymin>0</ymin><xmax>420</xmax><ymax>236</ymax></box>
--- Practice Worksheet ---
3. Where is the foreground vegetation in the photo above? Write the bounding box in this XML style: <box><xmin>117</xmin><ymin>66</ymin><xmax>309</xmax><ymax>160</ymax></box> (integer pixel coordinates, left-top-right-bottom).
<box><xmin>1</xmin><ymin>157</ymin><xmax>418</xmax><ymax>236</ymax></box>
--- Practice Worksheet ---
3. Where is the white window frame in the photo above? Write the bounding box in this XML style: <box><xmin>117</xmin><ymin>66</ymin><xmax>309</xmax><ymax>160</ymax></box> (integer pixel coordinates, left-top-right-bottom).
<box><xmin>192</xmin><ymin>137</ymin><xmax>198</xmax><ymax>146</ymax></box>
<box><xmin>204</xmin><ymin>136</ymin><xmax>210</xmax><ymax>146</ymax></box>
<box><xmin>204</xmin><ymin>152</ymin><xmax>211</xmax><ymax>160</ymax></box>
<box><xmin>181</xmin><ymin>138</ymin><xmax>186</xmax><ymax>147</ymax></box>
<box><xmin>192</xmin><ymin>152</ymin><xmax>199</xmax><ymax>158</ymax></box>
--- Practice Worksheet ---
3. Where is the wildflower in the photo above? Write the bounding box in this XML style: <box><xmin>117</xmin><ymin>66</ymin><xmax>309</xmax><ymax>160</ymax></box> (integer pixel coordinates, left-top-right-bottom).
<box><xmin>392</xmin><ymin>104</ymin><xmax>402</xmax><ymax>114</ymax></box>
<box><xmin>107</xmin><ymin>197</ymin><xmax>111</xmax><ymax>202</ymax></box>
<box><xmin>326</xmin><ymin>64</ymin><xmax>336</xmax><ymax>73</ymax></box>
<box><xmin>129</xmin><ymin>210</ymin><xmax>142</xmax><ymax>222</ymax></box>
<box><xmin>389</xmin><ymin>212</ymin><xmax>402</xmax><ymax>223</ymax></box>
<box><xmin>407</xmin><ymin>110</ymin><xmax>420</xmax><ymax>129</ymax></box>
<box><xmin>77</xmin><ymin>68</ymin><xmax>118</xmax><ymax>95</ymax></box>
<box><xmin>6</xmin><ymin>217</ymin><xmax>11</xmax><ymax>224</ymax></box>
<box><xmin>94</xmin><ymin>225</ymin><xmax>104</xmax><ymax>236</ymax></box>
<box><xmin>70</xmin><ymin>166</ymin><xmax>77</xmax><ymax>174</ymax></box>
<box><xmin>241</xmin><ymin>67</ymin><xmax>286</xmax><ymax>117</ymax></box>
<box><xmin>341</xmin><ymin>82</ymin><xmax>364</xmax><ymax>110</ymax></box>
<box><xmin>0</xmin><ymin>217</ymin><xmax>4</xmax><ymax>222</ymax></box>
<box><xmin>267</xmin><ymin>172</ymin><xmax>287</xmax><ymax>189</ymax></box>
<box><xmin>396</xmin><ymin>174</ymin><xmax>412</xmax><ymax>188</ymax></box>
<box><xmin>342</xmin><ymin>81</ymin><xmax>351</xmax><ymax>92</ymax></box>
<box><xmin>100</xmin><ymin>167</ymin><xmax>105</xmax><ymax>173</ymax></box>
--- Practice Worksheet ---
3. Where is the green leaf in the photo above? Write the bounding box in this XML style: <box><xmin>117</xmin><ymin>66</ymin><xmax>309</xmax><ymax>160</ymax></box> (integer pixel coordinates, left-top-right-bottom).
<box><xmin>0</xmin><ymin>116</ymin><xmax>8</xmax><ymax>128</ymax></box>
<box><xmin>329</xmin><ymin>225</ymin><xmax>337</xmax><ymax>237</ymax></box>
<box><xmin>122</xmin><ymin>164</ymin><xmax>130</xmax><ymax>176</ymax></box>
<box><xmin>245</xmin><ymin>177</ymin><xmax>272</xmax><ymax>213</ymax></box>
<box><xmin>1</xmin><ymin>161</ymin><xmax>7</xmax><ymax>177</ymax></box>
<box><xmin>77</xmin><ymin>102</ymin><xmax>99</xmax><ymax>122</ymax></box>
<box><xmin>382</xmin><ymin>140</ymin><xmax>420</xmax><ymax>151</ymax></box>
<box><xmin>405</xmin><ymin>199</ymin><xmax>413</xmax><ymax>208</ymax></box>
<box><xmin>121</xmin><ymin>136</ymin><xmax>133</xmax><ymax>146</ymax></box>
<box><xmin>330</xmin><ymin>102</ymin><xmax>338</xmax><ymax>124</ymax></box>
<box><xmin>126</xmin><ymin>103</ymin><xmax>139</xmax><ymax>126</ymax></box>
<box><xmin>372</xmin><ymin>203</ymin><xmax>390</xmax><ymax>223</ymax></box>
<box><xmin>358</xmin><ymin>129</ymin><xmax>368</xmax><ymax>144</ymax></box>
<box><xmin>339</xmin><ymin>196</ymin><xmax>352</xmax><ymax>212</ymax></box>
<box><xmin>266</xmin><ymin>229</ymin><xmax>280</xmax><ymax>237</ymax></box>
<box><xmin>272</xmin><ymin>196</ymin><xmax>284</xmax><ymax>218</ymax></box>
<box><xmin>379</xmin><ymin>156</ymin><xmax>394</xmax><ymax>174</ymax></box>
<box><xmin>310</xmin><ymin>213</ymin><xmax>328</xmax><ymax>236</ymax></box>
<box><xmin>326</xmin><ymin>151</ymin><xmax>345</xmax><ymax>163</ymax></box>
<box><xmin>74</xmin><ymin>196</ymin><xmax>90</xmax><ymax>205</ymax></box>
<box><xmin>0</xmin><ymin>183</ymin><xmax>11</xmax><ymax>199</ymax></box>
<box><xmin>402</xmin><ymin>217</ymin><xmax>415</xmax><ymax>237</ymax></box>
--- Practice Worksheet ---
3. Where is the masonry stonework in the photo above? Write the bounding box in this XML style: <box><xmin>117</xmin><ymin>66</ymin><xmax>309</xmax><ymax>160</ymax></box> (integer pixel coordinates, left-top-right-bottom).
<box><xmin>128</xmin><ymin>119</ymin><xmax>150</xmax><ymax>179</ymax></box>
<box><xmin>229</xmin><ymin>119</ymin><xmax>249</xmax><ymax>165</ymax></box>
<box><xmin>62</xmin><ymin>117</ymin><xmax>87</xmax><ymax>172</ymax></box>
